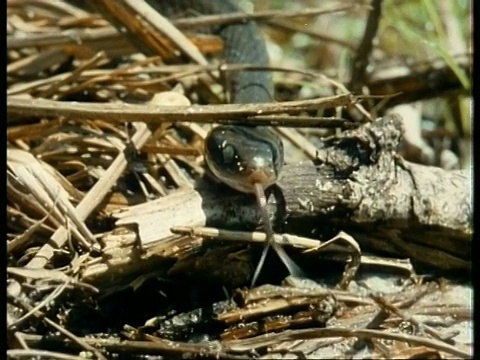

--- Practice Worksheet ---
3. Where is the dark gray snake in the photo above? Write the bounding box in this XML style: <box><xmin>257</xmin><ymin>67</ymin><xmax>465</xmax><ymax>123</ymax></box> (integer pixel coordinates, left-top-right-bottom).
<box><xmin>148</xmin><ymin>0</ymin><xmax>284</xmax><ymax>193</ymax></box>
<box><xmin>147</xmin><ymin>0</ymin><xmax>304</xmax><ymax>282</ymax></box>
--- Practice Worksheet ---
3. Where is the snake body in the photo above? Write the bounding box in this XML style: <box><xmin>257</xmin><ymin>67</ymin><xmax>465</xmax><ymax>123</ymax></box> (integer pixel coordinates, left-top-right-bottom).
<box><xmin>148</xmin><ymin>0</ymin><xmax>283</xmax><ymax>193</ymax></box>
<box><xmin>147</xmin><ymin>0</ymin><xmax>305</xmax><ymax>283</ymax></box>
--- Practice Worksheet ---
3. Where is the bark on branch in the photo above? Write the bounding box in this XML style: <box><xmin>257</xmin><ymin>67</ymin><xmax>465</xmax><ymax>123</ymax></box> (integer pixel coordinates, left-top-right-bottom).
<box><xmin>114</xmin><ymin>114</ymin><xmax>471</xmax><ymax>274</ymax></box>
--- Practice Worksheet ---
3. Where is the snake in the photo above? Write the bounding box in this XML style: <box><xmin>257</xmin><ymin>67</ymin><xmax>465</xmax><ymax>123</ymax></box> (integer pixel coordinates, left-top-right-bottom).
<box><xmin>148</xmin><ymin>0</ymin><xmax>283</xmax><ymax>193</ymax></box>
<box><xmin>147</xmin><ymin>0</ymin><xmax>304</xmax><ymax>282</ymax></box>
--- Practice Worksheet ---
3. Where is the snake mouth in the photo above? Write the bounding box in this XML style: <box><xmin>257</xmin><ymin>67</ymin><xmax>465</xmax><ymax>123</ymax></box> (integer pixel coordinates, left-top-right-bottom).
<box><xmin>246</xmin><ymin>170</ymin><xmax>275</xmax><ymax>189</ymax></box>
<box><xmin>207</xmin><ymin>163</ymin><xmax>279</xmax><ymax>193</ymax></box>
<box><xmin>217</xmin><ymin>168</ymin><xmax>276</xmax><ymax>193</ymax></box>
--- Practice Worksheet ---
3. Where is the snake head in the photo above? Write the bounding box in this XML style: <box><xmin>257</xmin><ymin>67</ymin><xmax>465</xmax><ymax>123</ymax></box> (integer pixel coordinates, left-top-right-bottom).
<box><xmin>204</xmin><ymin>125</ymin><xmax>284</xmax><ymax>193</ymax></box>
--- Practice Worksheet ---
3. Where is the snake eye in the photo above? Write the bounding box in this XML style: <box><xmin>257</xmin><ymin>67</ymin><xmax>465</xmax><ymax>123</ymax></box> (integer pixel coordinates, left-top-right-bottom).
<box><xmin>221</xmin><ymin>144</ymin><xmax>236</xmax><ymax>165</ymax></box>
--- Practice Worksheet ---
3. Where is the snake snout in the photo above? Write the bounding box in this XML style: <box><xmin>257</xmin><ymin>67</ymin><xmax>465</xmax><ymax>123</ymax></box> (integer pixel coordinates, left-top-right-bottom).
<box><xmin>244</xmin><ymin>157</ymin><xmax>277</xmax><ymax>186</ymax></box>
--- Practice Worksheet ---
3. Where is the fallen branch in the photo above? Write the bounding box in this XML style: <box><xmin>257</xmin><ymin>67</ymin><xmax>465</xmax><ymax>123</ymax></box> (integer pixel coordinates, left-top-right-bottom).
<box><xmin>7</xmin><ymin>94</ymin><xmax>357</xmax><ymax>125</ymax></box>
<box><xmin>113</xmin><ymin>114</ymin><xmax>471</xmax><ymax>273</ymax></box>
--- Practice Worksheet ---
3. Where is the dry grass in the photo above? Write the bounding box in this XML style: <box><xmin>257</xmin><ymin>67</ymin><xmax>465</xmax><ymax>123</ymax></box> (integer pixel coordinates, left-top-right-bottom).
<box><xmin>7</xmin><ymin>1</ymin><xmax>471</xmax><ymax>359</ymax></box>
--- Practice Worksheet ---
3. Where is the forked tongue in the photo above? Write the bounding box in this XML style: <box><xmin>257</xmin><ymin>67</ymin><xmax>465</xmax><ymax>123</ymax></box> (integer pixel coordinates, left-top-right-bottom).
<box><xmin>250</xmin><ymin>183</ymin><xmax>305</xmax><ymax>287</ymax></box>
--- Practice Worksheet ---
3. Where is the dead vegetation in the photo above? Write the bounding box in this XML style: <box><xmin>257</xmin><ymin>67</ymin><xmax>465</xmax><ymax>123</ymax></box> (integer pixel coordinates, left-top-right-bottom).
<box><xmin>7</xmin><ymin>0</ymin><xmax>471</xmax><ymax>359</ymax></box>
